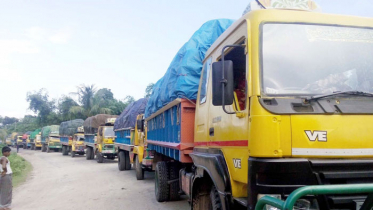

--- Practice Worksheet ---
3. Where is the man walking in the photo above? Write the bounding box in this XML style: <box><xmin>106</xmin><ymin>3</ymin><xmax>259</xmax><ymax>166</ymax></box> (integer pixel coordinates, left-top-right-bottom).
<box><xmin>0</xmin><ymin>146</ymin><xmax>12</xmax><ymax>210</ymax></box>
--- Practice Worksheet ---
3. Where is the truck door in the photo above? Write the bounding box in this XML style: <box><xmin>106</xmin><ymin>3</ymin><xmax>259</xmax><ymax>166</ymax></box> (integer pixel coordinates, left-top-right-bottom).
<box><xmin>208</xmin><ymin>23</ymin><xmax>250</xmax><ymax>194</ymax></box>
<box><xmin>195</xmin><ymin>57</ymin><xmax>213</xmax><ymax>144</ymax></box>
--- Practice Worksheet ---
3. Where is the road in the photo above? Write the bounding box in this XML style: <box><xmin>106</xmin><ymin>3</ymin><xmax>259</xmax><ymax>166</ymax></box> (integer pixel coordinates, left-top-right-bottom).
<box><xmin>13</xmin><ymin>149</ymin><xmax>190</xmax><ymax>210</ymax></box>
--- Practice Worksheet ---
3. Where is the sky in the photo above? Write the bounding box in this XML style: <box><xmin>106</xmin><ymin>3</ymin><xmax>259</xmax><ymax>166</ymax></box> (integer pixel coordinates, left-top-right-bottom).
<box><xmin>0</xmin><ymin>0</ymin><xmax>373</xmax><ymax>118</ymax></box>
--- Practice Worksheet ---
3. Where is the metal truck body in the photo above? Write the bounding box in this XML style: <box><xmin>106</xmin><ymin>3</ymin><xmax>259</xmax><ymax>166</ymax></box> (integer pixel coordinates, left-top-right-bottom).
<box><xmin>145</xmin><ymin>4</ymin><xmax>373</xmax><ymax>210</ymax></box>
<box><xmin>34</xmin><ymin>134</ymin><xmax>42</xmax><ymax>150</ymax></box>
<box><xmin>60</xmin><ymin>136</ymin><xmax>72</xmax><ymax>155</ymax></box>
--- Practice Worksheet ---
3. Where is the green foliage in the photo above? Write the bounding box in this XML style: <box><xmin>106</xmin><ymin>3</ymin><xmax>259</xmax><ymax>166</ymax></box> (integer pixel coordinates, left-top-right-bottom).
<box><xmin>145</xmin><ymin>83</ymin><xmax>155</xmax><ymax>98</ymax></box>
<box><xmin>2</xmin><ymin>116</ymin><xmax>19</xmax><ymax>126</ymax></box>
<box><xmin>58</xmin><ymin>95</ymin><xmax>79</xmax><ymax>121</ymax></box>
<box><xmin>26</xmin><ymin>89</ymin><xmax>56</xmax><ymax>125</ymax></box>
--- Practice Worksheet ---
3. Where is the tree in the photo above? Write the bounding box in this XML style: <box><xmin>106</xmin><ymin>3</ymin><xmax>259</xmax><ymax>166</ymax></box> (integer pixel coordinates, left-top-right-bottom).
<box><xmin>26</xmin><ymin>89</ymin><xmax>56</xmax><ymax>126</ymax></box>
<box><xmin>71</xmin><ymin>84</ymin><xmax>96</xmax><ymax>113</ymax></box>
<box><xmin>145</xmin><ymin>83</ymin><xmax>154</xmax><ymax>98</ymax></box>
<box><xmin>58</xmin><ymin>95</ymin><xmax>79</xmax><ymax>121</ymax></box>
<box><xmin>2</xmin><ymin>117</ymin><xmax>19</xmax><ymax>125</ymax></box>
<box><xmin>70</xmin><ymin>84</ymin><xmax>97</xmax><ymax>117</ymax></box>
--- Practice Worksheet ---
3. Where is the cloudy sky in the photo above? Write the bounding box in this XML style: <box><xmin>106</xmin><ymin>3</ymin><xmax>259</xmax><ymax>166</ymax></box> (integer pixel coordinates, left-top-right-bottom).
<box><xmin>0</xmin><ymin>0</ymin><xmax>372</xmax><ymax>118</ymax></box>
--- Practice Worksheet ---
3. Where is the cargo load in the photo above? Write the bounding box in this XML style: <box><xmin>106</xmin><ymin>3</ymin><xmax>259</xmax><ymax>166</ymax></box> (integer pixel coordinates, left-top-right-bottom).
<box><xmin>59</xmin><ymin>119</ymin><xmax>84</xmax><ymax>137</ymax></box>
<box><xmin>145</xmin><ymin>19</ymin><xmax>234</xmax><ymax>117</ymax></box>
<box><xmin>83</xmin><ymin>114</ymin><xmax>117</xmax><ymax>135</ymax></box>
<box><xmin>114</xmin><ymin>98</ymin><xmax>148</xmax><ymax>131</ymax></box>
<box><xmin>41</xmin><ymin>125</ymin><xmax>60</xmax><ymax>138</ymax></box>
<box><xmin>29</xmin><ymin>129</ymin><xmax>41</xmax><ymax>140</ymax></box>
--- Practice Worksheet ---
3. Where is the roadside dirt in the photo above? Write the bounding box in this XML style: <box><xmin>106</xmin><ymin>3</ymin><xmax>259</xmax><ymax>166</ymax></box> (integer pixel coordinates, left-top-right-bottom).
<box><xmin>13</xmin><ymin>149</ymin><xmax>189</xmax><ymax>210</ymax></box>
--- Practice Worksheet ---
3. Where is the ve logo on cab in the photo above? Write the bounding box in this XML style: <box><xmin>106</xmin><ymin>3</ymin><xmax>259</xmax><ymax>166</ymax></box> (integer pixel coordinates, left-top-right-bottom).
<box><xmin>305</xmin><ymin>130</ymin><xmax>327</xmax><ymax>142</ymax></box>
<box><xmin>233</xmin><ymin>159</ymin><xmax>241</xmax><ymax>169</ymax></box>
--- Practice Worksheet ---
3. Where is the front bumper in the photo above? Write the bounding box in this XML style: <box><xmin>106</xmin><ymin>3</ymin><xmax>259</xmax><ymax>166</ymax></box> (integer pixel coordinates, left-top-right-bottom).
<box><xmin>248</xmin><ymin>157</ymin><xmax>373</xmax><ymax>210</ymax></box>
<box><xmin>101</xmin><ymin>144</ymin><xmax>115</xmax><ymax>154</ymax></box>
<box><xmin>48</xmin><ymin>142</ymin><xmax>62</xmax><ymax>148</ymax></box>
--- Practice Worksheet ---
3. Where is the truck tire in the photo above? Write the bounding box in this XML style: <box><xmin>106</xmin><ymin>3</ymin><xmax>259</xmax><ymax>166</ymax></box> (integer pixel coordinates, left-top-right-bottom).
<box><xmin>46</xmin><ymin>146</ymin><xmax>50</xmax><ymax>153</ymax></box>
<box><xmin>135</xmin><ymin>155</ymin><xmax>144</xmax><ymax>180</ymax></box>
<box><xmin>118</xmin><ymin>151</ymin><xmax>126</xmax><ymax>171</ymax></box>
<box><xmin>97</xmin><ymin>152</ymin><xmax>104</xmax><ymax>163</ymax></box>
<box><xmin>168</xmin><ymin>162</ymin><xmax>180</xmax><ymax>201</ymax></box>
<box><xmin>90</xmin><ymin>148</ymin><xmax>95</xmax><ymax>159</ymax></box>
<box><xmin>124</xmin><ymin>151</ymin><xmax>131</xmax><ymax>170</ymax></box>
<box><xmin>86</xmin><ymin>147</ymin><xmax>91</xmax><ymax>160</ymax></box>
<box><xmin>41</xmin><ymin>144</ymin><xmax>46</xmax><ymax>152</ymax></box>
<box><xmin>210</xmin><ymin>186</ymin><xmax>222</xmax><ymax>210</ymax></box>
<box><xmin>155</xmin><ymin>161</ymin><xmax>169</xmax><ymax>202</ymax></box>
<box><xmin>71</xmin><ymin>151</ymin><xmax>75</xmax><ymax>158</ymax></box>
<box><xmin>192</xmin><ymin>184</ymin><xmax>212</xmax><ymax>210</ymax></box>
<box><xmin>62</xmin><ymin>146</ymin><xmax>66</xmax><ymax>155</ymax></box>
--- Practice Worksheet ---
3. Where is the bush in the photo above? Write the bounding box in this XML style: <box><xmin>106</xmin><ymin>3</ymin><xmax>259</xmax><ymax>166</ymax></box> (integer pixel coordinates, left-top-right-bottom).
<box><xmin>0</xmin><ymin>144</ymin><xmax>26</xmax><ymax>176</ymax></box>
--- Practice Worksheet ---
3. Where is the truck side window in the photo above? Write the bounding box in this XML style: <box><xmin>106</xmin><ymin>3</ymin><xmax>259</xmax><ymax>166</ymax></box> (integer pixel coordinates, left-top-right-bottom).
<box><xmin>220</xmin><ymin>41</ymin><xmax>247</xmax><ymax>110</ymax></box>
<box><xmin>199</xmin><ymin>57</ymin><xmax>212</xmax><ymax>104</ymax></box>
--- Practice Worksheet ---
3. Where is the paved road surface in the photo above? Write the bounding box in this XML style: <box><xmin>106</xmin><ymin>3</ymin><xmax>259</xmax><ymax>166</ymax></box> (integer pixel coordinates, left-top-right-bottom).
<box><xmin>13</xmin><ymin>149</ymin><xmax>190</xmax><ymax>210</ymax></box>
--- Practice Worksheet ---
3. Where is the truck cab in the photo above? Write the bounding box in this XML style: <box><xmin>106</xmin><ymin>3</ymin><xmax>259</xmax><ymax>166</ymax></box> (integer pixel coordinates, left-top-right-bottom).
<box><xmin>186</xmin><ymin>3</ymin><xmax>373</xmax><ymax>210</ymax></box>
<box><xmin>47</xmin><ymin>134</ymin><xmax>61</xmax><ymax>153</ymax></box>
<box><xmin>5</xmin><ymin>138</ymin><xmax>11</xmax><ymax>146</ymax></box>
<box><xmin>71</xmin><ymin>127</ymin><xmax>85</xmax><ymax>157</ymax></box>
<box><xmin>35</xmin><ymin>134</ymin><xmax>42</xmax><ymax>149</ymax></box>
<box><xmin>96</xmin><ymin>118</ymin><xmax>116</xmax><ymax>163</ymax></box>
<box><xmin>17</xmin><ymin>136</ymin><xmax>23</xmax><ymax>147</ymax></box>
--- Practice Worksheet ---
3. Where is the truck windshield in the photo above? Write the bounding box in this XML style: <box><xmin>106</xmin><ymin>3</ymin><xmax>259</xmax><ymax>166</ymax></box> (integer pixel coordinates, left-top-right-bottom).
<box><xmin>50</xmin><ymin>137</ymin><xmax>59</xmax><ymax>141</ymax></box>
<box><xmin>36</xmin><ymin>136</ymin><xmax>41</xmax><ymax>141</ymax></box>
<box><xmin>104</xmin><ymin>127</ymin><xmax>114</xmax><ymax>137</ymax></box>
<box><xmin>262</xmin><ymin>23</ymin><xmax>373</xmax><ymax>96</ymax></box>
<box><xmin>76</xmin><ymin>135</ymin><xmax>85</xmax><ymax>141</ymax></box>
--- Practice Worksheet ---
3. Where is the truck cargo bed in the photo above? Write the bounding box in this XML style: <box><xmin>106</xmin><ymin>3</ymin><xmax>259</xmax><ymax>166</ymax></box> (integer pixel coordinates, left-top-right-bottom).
<box><xmin>146</xmin><ymin>98</ymin><xmax>195</xmax><ymax>163</ymax></box>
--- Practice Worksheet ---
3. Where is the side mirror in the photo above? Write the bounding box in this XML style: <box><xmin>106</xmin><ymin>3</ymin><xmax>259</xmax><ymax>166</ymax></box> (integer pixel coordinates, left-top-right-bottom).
<box><xmin>137</xmin><ymin>119</ymin><xmax>144</xmax><ymax>132</ymax></box>
<box><xmin>212</xmin><ymin>60</ymin><xmax>234</xmax><ymax>106</ymax></box>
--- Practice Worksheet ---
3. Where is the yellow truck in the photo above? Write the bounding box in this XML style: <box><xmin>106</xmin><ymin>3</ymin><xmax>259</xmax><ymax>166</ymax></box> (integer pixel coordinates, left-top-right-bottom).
<box><xmin>16</xmin><ymin>135</ymin><xmax>23</xmax><ymax>147</ymax></box>
<box><xmin>96</xmin><ymin>118</ymin><xmax>116</xmax><ymax>163</ymax></box>
<box><xmin>59</xmin><ymin>119</ymin><xmax>84</xmax><ymax>156</ymax></box>
<box><xmin>41</xmin><ymin>125</ymin><xmax>61</xmax><ymax>153</ymax></box>
<box><xmin>34</xmin><ymin>134</ymin><xmax>42</xmax><ymax>150</ymax></box>
<box><xmin>83</xmin><ymin>114</ymin><xmax>117</xmax><ymax>162</ymax></box>
<box><xmin>5</xmin><ymin>138</ymin><xmax>11</xmax><ymax>146</ymax></box>
<box><xmin>144</xmin><ymin>1</ymin><xmax>373</xmax><ymax>209</ymax></box>
<box><xmin>70</xmin><ymin>126</ymin><xmax>85</xmax><ymax>157</ymax></box>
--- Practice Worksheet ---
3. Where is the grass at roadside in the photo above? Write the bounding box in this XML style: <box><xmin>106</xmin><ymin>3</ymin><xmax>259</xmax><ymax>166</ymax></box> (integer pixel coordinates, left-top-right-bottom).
<box><xmin>0</xmin><ymin>144</ymin><xmax>33</xmax><ymax>187</ymax></box>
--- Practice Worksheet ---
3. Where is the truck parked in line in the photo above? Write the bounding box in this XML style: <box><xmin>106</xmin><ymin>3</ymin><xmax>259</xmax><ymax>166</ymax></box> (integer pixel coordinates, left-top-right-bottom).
<box><xmin>17</xmin><ymin>135</ymin><xmax>23</xmax><ymax>148</ymax></box>
<box><xmin>5</xmin><ymin>138</ymin><xmax>11</xmax><ymax>146</ymax></box>
<box><xmin>83</xmin><ymin>114</ymin><xmax>117</xmax><ymax>162</ymax></box>
<box><xmin>41</xmin><ymin>125</ymin><xmax>61</xmax><ymax>153</ymax></box>
<box><xmin>143</xmin><ymin>1</ymin><xmax>373</xmax><ymax>209</ymax></box>
<box><xmin>59</xmin><ymin>119</ymin><xmax>84</xmax><ymax>156</ymax></box>
<box><xmin>70</xmin><ymin>126</ymin><xmax>85</xmax><ymax>158</ymax></box>
<box><xmin>29</xmin><ymin>129</ymin><xmax>41</xmax><ymax>150</ymax></box>
<box><xmin>114</xmin><ymin>98</ymin><xmax>148</xmax><ymax>179</ymax></box>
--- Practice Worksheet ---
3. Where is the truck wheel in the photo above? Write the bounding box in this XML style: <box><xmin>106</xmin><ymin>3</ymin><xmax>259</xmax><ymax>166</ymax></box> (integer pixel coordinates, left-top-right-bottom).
<box><xmin>86</xmin><ymin>147</ymin><xmax>91</xmax><ymax>160</ymax></box>
<box><xmin>168</xmin><ymin>162</ymin><xmax>180</xmax><ymax>201</ymax></box>
<box><xmin>210</xmin><ymin>186</ymin><xmax>222</xmax><ymax>210</ymax></box>
<box><xmin>97</xmin><ymin>152</ymin><xmax>104</xmax><ymax>163</ymax></box>
<box><xmin>124</xmin><ymin>151</ymin><xmax>131</xmax><ymax>170</ymax></box>
<box><xmin>135</xmin><ymin>155</ymin><xmax>144</xmax><ymax>180</ymax></box>
<box><xmin>90</xmin><ymin>148</ymin><xmax>95</xmax><ymax>159</ymax></box>
<box><xmin>62</xmin><ymin>146</ymin><xmax>66</xmax><ymax>155</ymax></box>
<box><xmin>46</xmin><ymin>146</ymin><xmax>50</xmax><ymax>153</ymax></box>
<box><xmin>118</xmin><ymin>151</ymin><xmax>126</xmax><ymax>171</ymax></box>
<box><xmin>71</xmin><ymin>151</ymin><xmax>75</xmax><ymax>158</ymax></box>
<box><xmin>155</xmin><ymin>161</ymin><xmax>169</xmax><ymax>202</ymax></box>
<box><xmin>192</xmin><ymin>185</ymin><xmax>212</xmax><ymax>210</ymax></box>
<box><xmin>41</xmin><ymin>144</ymin><xmax>46</xmax><ymax>152</ymax></box>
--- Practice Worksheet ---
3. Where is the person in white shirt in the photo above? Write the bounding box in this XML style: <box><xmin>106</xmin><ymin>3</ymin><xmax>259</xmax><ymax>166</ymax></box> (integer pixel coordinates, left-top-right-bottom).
<box><xmin>0</xmin><ymin>146</ymin><xmax>12</xmax><ymax>210</ymax></box>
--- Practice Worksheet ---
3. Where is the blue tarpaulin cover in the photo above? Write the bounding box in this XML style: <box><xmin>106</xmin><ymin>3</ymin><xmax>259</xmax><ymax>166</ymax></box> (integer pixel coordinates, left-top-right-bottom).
<box><xmin>114</xmin><ymin>98</ymin><xmax>148</xmax><ymax>130</ymax></box>
<box><xmin>145</xmin><ymin>19</ymin><xmax>234</xmax><ymax>117</ymax></box>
